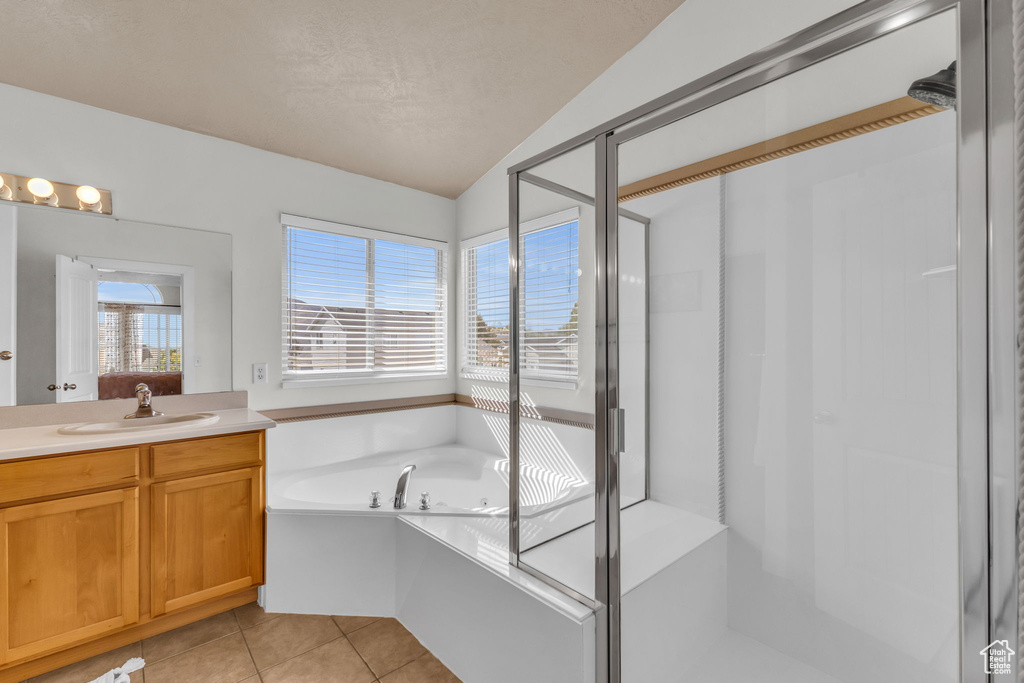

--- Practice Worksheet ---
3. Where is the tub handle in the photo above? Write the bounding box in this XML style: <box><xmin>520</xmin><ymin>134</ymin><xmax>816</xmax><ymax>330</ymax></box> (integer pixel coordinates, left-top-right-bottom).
<box><xmin>419</xmin><ymin>492</ymin><xmax>431</xmax><ymax>511</ymax></box>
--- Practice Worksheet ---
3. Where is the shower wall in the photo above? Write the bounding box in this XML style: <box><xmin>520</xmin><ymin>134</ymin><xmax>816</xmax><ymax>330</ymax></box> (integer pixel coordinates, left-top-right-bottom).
<box><xmin>724</xmin><ymin>111</ymin><xmax>958</xmax><ymax>682</ymax></box>
<box><xmin>623</xmin><ymin>179</ymin><xmax>723</xmax><ymax>520</ymax></box>
<box><xmin>619</xmin><ymin>107</ymin><xmax>958</xmax><ymax>682</ymax></box>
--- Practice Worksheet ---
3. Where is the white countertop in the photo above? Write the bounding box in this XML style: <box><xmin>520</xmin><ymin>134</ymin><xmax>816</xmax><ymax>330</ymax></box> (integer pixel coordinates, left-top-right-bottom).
<box><xmin>0</xmin><ymin>408</ymin><xmax>275</xmax><ymax>461</ymax></box>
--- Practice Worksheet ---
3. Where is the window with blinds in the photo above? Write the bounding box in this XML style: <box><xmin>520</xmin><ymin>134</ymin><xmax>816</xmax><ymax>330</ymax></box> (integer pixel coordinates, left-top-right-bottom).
<box><xmin>462</xmin><ymin>208</ymin><xmax>579</xmax><ymax>384</ymax></box>
<box><xmin>282</xmin><ymin>214</ymin><xmax>448</xmax><ymax>383</ymax></box>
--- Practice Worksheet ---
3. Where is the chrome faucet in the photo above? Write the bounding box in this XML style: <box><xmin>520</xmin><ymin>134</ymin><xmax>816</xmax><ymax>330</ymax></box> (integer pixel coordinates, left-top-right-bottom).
<box><xmin>394</xmin><ymin>465</ymin><xmax>417</xmax><ymax>509</ymax></box>
<box><xmin>125</xmin><ymin>383</ymin><xmax>164</xmax><ymax>419</ymax></box>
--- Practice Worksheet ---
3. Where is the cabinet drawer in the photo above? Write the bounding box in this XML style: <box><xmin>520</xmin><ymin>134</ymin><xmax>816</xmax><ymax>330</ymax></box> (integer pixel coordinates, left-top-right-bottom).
<box><xmin>0</xmin><ymin>449</ymin><xmax>139</xmax><ymax>506</ymax></box>
<box><xmin>151</xmin><ymin>432</ymin><xmax>262</xmax><ymax>479</ymax></box>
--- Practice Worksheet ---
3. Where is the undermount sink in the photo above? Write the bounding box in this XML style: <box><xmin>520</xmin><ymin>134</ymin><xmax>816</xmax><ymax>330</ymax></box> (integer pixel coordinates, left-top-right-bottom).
<box><xmin>57</xmin><ymin>412</ymin><xmax>220</xmax><ymax>435</ymax></box>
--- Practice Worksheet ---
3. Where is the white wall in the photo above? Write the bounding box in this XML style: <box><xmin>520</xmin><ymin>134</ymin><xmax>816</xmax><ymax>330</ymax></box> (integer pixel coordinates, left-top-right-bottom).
<box><xmin>621</xmin><ymin>179</ymin><xmax>722</xmax><ymax>520</ymax></box>
<box><xmin>722</xmin><ymin>112</ymin><xmax>959</xmax><ymax>682</ymax></box>
<box><xmin>0</xmin><ymin>82</ymin><xmax>456</xmax><ymax>410</ymax></box>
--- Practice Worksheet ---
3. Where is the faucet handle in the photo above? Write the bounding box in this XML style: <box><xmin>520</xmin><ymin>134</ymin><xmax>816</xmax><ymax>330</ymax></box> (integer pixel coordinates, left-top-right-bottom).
<box><xmin>135</xmin><ymin>383</ymin><xmax>152</xmax><ymax>405</ymax></box>
<box><xmin>419</xmin><ymin>492</ymin><xmax>431</xmax><ymax>511</ymax></box>
<box><xmin>369</xmin><ymin>491</ymin><xmax>382</xmax><ymax>509</ymax></box>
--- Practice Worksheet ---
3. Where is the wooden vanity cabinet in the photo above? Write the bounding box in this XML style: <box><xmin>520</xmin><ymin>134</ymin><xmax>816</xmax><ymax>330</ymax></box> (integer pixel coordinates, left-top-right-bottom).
<box><xmin>0</xmin><ymin>430</ymin><xmax>265</xmax><ymax>679</ymax></box>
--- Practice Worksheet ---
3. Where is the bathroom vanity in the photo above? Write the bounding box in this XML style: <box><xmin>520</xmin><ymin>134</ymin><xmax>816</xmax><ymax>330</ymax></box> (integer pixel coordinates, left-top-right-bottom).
<box><xmin>0</xmin><ymin>407</ymin><xmax>272</xmax><ymax>682</ymax></box>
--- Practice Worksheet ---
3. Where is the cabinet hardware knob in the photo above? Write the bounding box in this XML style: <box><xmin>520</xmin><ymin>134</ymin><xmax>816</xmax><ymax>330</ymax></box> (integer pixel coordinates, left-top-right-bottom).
<box><xmin>49</xmin><ymin>383</ymin><xmax>77</xmax><ymax>391</ymax></box>
<box><xmin>0</xmin><ymin>350</ymin><xmax>11</xmax><ymax>361</ymax></box>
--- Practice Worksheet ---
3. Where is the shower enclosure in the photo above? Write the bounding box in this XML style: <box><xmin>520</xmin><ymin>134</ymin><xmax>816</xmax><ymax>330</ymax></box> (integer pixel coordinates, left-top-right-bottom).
<box><xmin>506</xmin><ymin>0</ymin><xmax>1018</xmax><ymax>681</ymax></box>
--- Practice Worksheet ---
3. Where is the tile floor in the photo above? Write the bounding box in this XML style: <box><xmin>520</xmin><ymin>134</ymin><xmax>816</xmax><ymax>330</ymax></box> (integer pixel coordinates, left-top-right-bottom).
<box><xmin>25</xmin><ymin>604</ymin><xmax>462</xmax><ymax>683</ymax></box>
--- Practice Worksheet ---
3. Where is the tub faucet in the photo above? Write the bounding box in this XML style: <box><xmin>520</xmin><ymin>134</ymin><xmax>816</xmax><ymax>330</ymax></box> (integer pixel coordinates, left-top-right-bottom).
<box><xmin>125</xmin><ymin>383</ymin><xmax>164</xmax><ymax>419</ymax></box>
<box><xmin>394</xmin><ymin>465</ymin><xmax>417</xmax><ymax>509</ymax></box>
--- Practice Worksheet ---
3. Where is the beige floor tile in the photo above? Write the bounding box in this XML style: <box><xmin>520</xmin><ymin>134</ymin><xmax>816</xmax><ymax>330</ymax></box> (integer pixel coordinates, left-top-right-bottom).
<box><xmin>259</xmin><ymin>638</ymin><xmax>375</xmax><ymax>683</ymax></box>
<box><xmin>142</xmin><ymin>610</ymin><xmax>240</xmax><ymax>663</ymax></box>
<box><xmin>239</xmin><ymin>677</ymin><xmax>260</xmax><ymax>683</ymax></box>
<box><xmin>145</xmin><ymin>632</ymin><xmax>256</xmax><ymax>683</ymax></box>
<box><xmin>346</xmin><ymin>618</ymin><xmax>426</xmax><ymax>678</ymax></box>
<box><xmin>379</xmin><ymin>653</ymin><xmax>461</xmax><ymax>683</ymax></box>
<box><xmin>234</xmin><ymin>601</ymin><xmax>284</xmax><ymax>630</ymax></box>
<box><xmin>27</xmin><ymin>643</ymin><xmax>142</xmax><ymax>683</ymax></box>
<box><xmin>241</xmin><ymin>614</ymin><xmax>342</xmax><ymax>671</ymax></box>
<box><xmin>331</xmin><ymin>615</ymin><xmax>380</xmax><ymax>634</ymax></box>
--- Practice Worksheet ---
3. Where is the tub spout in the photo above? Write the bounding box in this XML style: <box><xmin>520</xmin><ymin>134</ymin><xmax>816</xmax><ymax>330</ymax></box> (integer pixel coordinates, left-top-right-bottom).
<box><xmin>394</xmin><ymin>465</ymin><xmax>417</xmax><ymax>509</ymax></box>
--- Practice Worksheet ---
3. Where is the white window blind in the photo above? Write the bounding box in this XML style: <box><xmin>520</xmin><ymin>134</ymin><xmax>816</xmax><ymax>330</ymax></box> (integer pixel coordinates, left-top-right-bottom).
<box><xmin>282</xmin><ymin>215</ymin><xmax>448</xmax><ymax>384</ymax></box>
<box><xmin>462</xmin><ymin>208</ymin><xmax>579</xmax><ymax>384</ymax></box>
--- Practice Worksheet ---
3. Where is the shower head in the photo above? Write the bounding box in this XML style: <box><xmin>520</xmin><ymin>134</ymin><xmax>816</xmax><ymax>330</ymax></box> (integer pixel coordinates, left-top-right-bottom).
<box><xmin>907</xmin><ymin>61</ymin><xmax>957</xmax><ymax>109</ymax></box>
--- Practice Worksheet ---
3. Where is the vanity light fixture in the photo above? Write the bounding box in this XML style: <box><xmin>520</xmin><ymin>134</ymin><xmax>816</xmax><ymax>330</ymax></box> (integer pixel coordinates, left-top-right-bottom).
<box><xmin>76</xmin><ymin>184</ymin><xmax>102</xmax><ymax>207</ymax></box>
<box><xmin>27</xmin><ymin>177</ymin><xmax>54</xmax><ymax>198</ymax></box>
<box><xmin>0</xmin><ymin>172</ymin><xmax>112</xmax><ymax>214</ymax></box>
<box><xmin>27</xmin><ymin>177</ymin><xmax>57</xmax><ymax>205</ymax></box>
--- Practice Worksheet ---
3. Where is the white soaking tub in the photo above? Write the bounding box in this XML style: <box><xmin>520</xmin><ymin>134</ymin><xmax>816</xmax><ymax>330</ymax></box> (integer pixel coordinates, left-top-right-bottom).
<box><xmin>273</xmin><ymin>443</ymin><xmax>592</xmax><ymax>516</ymax></box>
<box><xmin>265</xmin><ymin>405</ymin><xmax>601</xmax><ymax>682</ymax></box>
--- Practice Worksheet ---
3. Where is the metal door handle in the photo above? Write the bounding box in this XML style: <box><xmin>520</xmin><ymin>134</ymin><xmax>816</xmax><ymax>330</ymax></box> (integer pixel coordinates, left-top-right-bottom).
<box><xmin>47</xmin><ymin>383</ymin><xmax>77</xmax><ymax>391</ymax></box>
<box><xmin>0</xmin><ymin>350</ymin><xmax>11</xmax><ymax>361</ymax></box>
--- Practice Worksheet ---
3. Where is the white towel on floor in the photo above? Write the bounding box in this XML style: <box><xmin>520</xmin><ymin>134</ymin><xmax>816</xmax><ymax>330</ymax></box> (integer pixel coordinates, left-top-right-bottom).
<box><xmin>86</xmin><ymin>657</ymin><xmax>145</xmax><ymax>683</ymax></box>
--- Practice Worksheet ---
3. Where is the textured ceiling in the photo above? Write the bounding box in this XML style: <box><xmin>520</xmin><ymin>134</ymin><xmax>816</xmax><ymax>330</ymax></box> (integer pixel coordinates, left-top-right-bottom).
<box><xmin>0</xmin><ymin>0</ymin><xmax>686</xmax><ymax>198</ymax></box>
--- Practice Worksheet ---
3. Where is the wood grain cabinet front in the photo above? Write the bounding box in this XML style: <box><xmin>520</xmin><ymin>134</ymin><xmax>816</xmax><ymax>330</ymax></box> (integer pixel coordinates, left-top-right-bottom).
<box><xmin>0</xmin><ymin>488</ymin><xmax>139</xmax><ymax>665</ymax></box>
<box><xmin>150</xmin><ymin>467</ymin><xmax>264</xmax><ymax>616</ymax></box>
<box><xmin>0</xmin><ymin>429</ymin><xmax>265</xmax><ymax>680</ymax></box>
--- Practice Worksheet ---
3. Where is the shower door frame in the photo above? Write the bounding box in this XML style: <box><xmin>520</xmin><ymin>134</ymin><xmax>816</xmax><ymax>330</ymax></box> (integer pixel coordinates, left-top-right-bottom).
<box><xmin>506</xmin><ymin>0</ymin><xmax>1015</xmax><ymax>682</ymax></box>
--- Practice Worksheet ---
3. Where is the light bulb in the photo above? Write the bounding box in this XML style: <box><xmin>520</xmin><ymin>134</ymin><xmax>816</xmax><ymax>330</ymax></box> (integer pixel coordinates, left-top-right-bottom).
<box><xmin>0</xmin><ymin>176</ymin><xmax>10</xmax><ymax>201</ymax></box>
<box><xmin>27</xmin><ymin>177</ymin><xmax>55</xmax><ymax>199</ymax></box>
<box><xmin>76</xmin><ymin>185</ymin><xmax>101</xmax><ymax>206</ymax></box>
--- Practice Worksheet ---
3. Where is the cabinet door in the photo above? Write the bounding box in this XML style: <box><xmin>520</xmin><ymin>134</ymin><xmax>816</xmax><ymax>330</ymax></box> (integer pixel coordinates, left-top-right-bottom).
<box><xmin>151</xmin><ymin>468</ymin><xmax>263</xmax><ymax>616</ymax></box>
<box><xmin>0</xmin><ymin>488</ymin><xmax>139</xmax><ymax>664</ymax></box>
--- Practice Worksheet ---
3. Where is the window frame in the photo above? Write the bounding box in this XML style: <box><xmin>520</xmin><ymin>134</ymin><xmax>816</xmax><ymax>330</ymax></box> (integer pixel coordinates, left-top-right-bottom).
<box><xmin>281</xmin><ymin>213</ymin><xmax>449</xmax><ymax>388</ymax></box>
<box><xmin>461</xmin><ymin>207</ymin><xmax>580</xmax><ymax>388</ymax></box>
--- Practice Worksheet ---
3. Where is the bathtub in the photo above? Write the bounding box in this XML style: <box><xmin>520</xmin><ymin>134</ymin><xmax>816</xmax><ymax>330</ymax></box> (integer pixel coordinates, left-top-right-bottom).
<box><xmin>271</xmin><ymin>442</ymin><xmax>593</xmax><ymax>517</ymax></box>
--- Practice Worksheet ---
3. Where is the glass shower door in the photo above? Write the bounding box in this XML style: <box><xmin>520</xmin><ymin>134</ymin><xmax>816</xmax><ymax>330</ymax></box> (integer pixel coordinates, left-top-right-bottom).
<box><xmin>510</xmin><ymin>142</ymin><xmax>600</xmax><ymax>604</ymax></box>
<box><xmin>610</xmin><ymin>7</ymin><xmax>963</xmax><ymax>683</ymax></box>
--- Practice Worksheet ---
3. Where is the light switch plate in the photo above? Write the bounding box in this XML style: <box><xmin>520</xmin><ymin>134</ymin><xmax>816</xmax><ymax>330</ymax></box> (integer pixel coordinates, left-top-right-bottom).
<box><xmin>252</xmin><ymin>362</ymin><xmax>268</xmax><ymax>384</ymax></box>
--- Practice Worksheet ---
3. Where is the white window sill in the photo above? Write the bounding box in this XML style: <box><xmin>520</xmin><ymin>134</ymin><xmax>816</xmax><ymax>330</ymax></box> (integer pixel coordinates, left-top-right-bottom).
<box><xmin>283</xmin><ymin>371</ymin><xmax>449</xmax><ymax>388</ymax></box>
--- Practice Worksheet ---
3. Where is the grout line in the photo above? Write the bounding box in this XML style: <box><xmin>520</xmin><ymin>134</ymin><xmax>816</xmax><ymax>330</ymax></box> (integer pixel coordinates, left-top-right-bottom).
<box><xmin>250</xmin><ymin>633</ymin><xmax>347</xmax><ymax>675</ymax></box>
<box><xmin>237</xmin><ymin>622</ymin><xmax>261</xmax><ymax>681</ymax></box>
<box><xmin>344</xmin><ymin>632</ymin><xmax>379</xmax><ymax>678</ymax></box>
<box><xmin>144</xmin><ymin>629</ymin><xmax>240</xmax><ymax>665</ymax></box>
<box><xmin>239</xmin><ymin>612</ymin><xmax>286</xmax><ymax>632</ymax></box>
<box><xmin>339</xmin><ymin>617</ymin><xmax>381</xmax><ymax>636</ymax></box>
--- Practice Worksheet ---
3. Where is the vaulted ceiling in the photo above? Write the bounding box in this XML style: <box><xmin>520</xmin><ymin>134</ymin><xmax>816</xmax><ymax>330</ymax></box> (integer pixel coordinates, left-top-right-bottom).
<box><xmin>0</xmin><ymin>0</ymin><xmax>686</xmax><ymax>198</ymax></box>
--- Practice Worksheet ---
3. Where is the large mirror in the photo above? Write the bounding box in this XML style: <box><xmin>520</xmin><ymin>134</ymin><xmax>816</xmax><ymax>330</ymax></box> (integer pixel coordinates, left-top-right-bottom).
<box><xmin>0</xmin><ymin>203</ymin><xmax>232</xmax><ymax>406</ymax></box>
